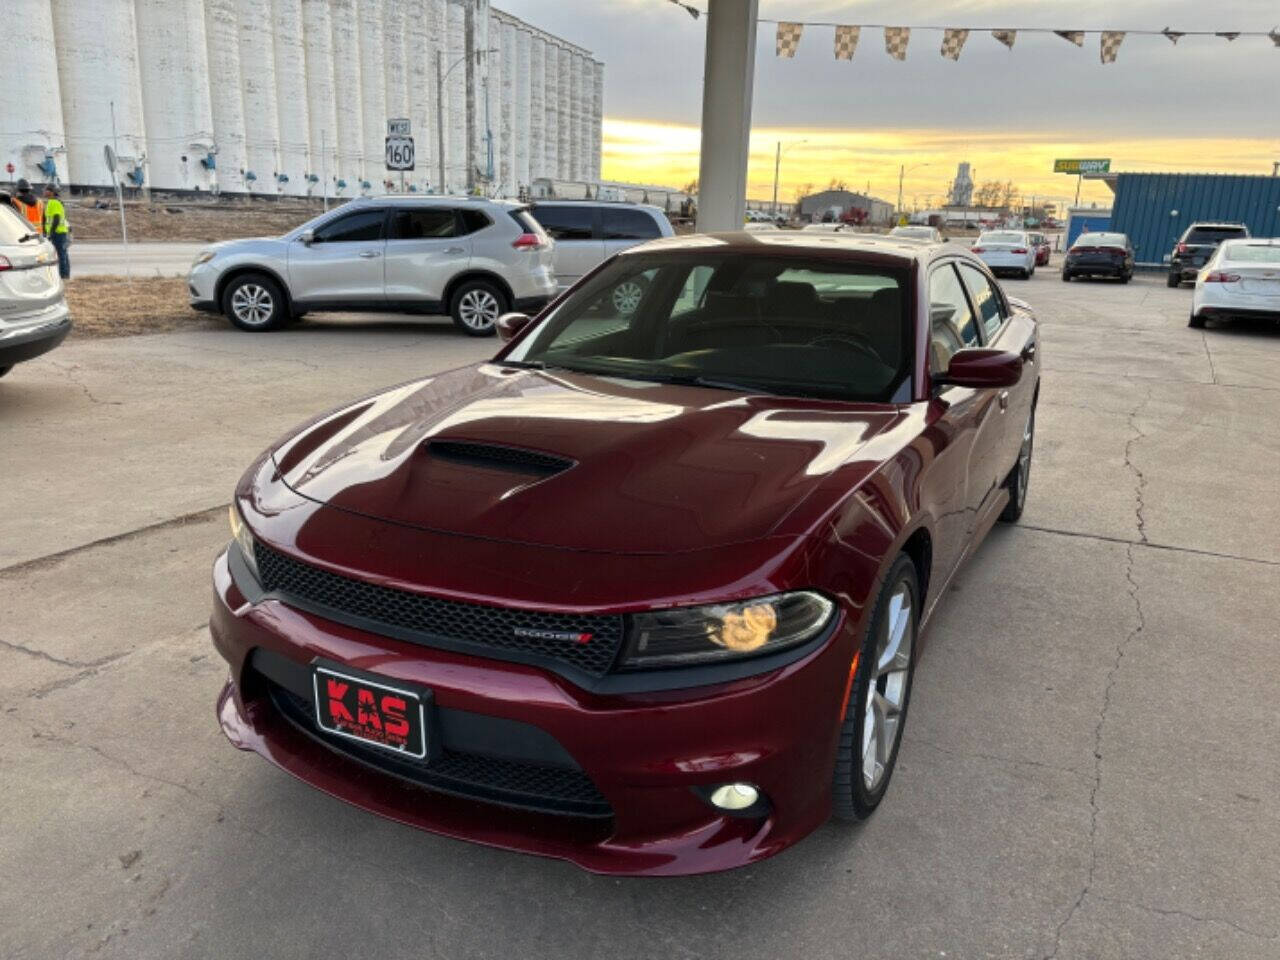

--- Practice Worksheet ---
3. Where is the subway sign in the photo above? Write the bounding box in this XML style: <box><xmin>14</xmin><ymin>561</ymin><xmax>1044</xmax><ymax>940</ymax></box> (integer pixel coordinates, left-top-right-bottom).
<box><xmin>1054</xmin><ymin>158</ymin><xmax>1111</xmax><ymax>175</ymax></box>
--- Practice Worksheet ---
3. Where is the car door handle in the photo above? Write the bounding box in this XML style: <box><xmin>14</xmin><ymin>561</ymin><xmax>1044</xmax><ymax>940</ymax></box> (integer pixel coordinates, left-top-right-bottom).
<box><xmin>999</xmin><ymin>391</ymin><xmax>1010</xmax><ymax>411</ymax></box>
<box><xmin>359</xmin><ymin>250</ymin><xmax>380</xmax><ymax>259</ymax></box>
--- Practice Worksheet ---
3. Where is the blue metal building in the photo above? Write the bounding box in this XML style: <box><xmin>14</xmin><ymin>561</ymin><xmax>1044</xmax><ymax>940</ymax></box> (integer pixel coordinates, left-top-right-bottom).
<box><xmin>1108</xmin><ymin>173</ymin><xmax>1280</xmax><ymax>267</ymax></box>
<box><xmin>1065</xmin><ymin>210</ymin><xmax>1112</xmax><ymax>248</ymax></box>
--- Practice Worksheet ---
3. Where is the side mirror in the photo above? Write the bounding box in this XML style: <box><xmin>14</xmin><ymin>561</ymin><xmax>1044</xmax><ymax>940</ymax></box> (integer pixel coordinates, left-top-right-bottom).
<box><xmin>496</xmin><ymin>312</ymin><xmax>532</xmax><ymax>342</ymax></box>
<box><xmin>935</xmin><ymin>348</ymin><xmax>1023</xmax><ymax>390</ymax></box>
<box><xmin>300</xmin><ymin>229</ymin><xmax>315</xmax><ymax>246</ymax></box>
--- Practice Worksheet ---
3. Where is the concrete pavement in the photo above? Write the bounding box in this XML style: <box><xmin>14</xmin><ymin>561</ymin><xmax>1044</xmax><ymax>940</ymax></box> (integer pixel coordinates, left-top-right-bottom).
<box><xmin>73</xmin><ymin>241</ymin><xmax>207</xmax><ymax>277</ymax></box>
<box><xmin>1</xmin><ymin>274</ymin><xmax>1278</xmax><ymax>959</ymax></box>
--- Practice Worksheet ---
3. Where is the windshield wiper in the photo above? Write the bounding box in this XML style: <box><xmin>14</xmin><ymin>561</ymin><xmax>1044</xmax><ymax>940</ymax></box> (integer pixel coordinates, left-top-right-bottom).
<box><xmin>659</xmin><ymin>373</ymin><xmax>781</xmax><ymax>396</ymax></box>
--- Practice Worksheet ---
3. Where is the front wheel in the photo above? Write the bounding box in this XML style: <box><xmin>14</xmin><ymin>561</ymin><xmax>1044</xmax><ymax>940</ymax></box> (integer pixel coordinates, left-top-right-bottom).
<box><xmin>450</xmin><ymin>280</ymin><xmax>506</xmax><ymax>337</ymax></box>
<box><xmin>1188</xmin><ymin>311</ymin><xmax>1206</xmax><ymax>329</ymax></box>
<box><xmin>1000</xmin><ymin>407</ymin><xmax>1034</xmax><ymax>522</ymax></box>
<box><xmin>832</xmin><ymin>554</ymin><xmax>919</xmax><ymax>821</ymax></box>
<box><xmin>222</xmin><ymin>273</ymin><xmax>288</xmax><ymax>331</ymax></box>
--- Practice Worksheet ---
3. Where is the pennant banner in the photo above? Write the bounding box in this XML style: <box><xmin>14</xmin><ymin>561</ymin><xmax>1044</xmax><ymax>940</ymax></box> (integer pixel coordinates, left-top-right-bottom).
<box><xmin>941</xmin><ymin>28</ymin><xmax>969</xmax><ymax>60</ymax></box>
<box><xmin>834</xmin><ymin>24</ymin><xmax>860</xmax><ymax>60</ymax></box>
<box><xmin>1271</xmin><ymin>29</ymin><xmax>1280</xmax><ymax>48</ymax></box>
<box><xmin>992</xmin><ymin>30</ymin><xmax>1017</xmax><ymax>50</ymax></box>
<box><xmin>885</xmin><ymin>26</ymin><xmax>910</xmax><ymax>60</ymax></box>
<box><xmin>1162</xmin><ymin>27</ymin><xmax>1185</xmax><ymax>44</ymax></box>
<box><xmin>1101</xmin><ymin>30</ymin><xmax>1125</xmax><ymax>63</ymax></box>
<box><xmin>776</xmin><ymin>21</ymin><xmax>804</xmax><ymax>58</ymax></box>
<box><xmin>1216</xmin><ymin>32</ymin><xmax>1240</xmax><ymax>41</ymax></box>
<box><xmin>1055</xmin><ymin>30</ymin><xmax>1084</xmax><ymax>47</ymax></box>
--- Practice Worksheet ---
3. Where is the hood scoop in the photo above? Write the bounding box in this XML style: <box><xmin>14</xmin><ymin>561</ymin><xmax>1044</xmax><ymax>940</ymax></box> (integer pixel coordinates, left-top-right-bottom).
<box><xmin>425</xmin><ymin>440</ymin><xmax>575</xmax><ymax>478</ymax></box>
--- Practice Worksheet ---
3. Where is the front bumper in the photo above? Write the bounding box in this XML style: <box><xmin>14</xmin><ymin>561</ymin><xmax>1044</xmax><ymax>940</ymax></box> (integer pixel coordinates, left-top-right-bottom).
<box><xmin>978</xmin><ymin>253</ymin><xmax>1033</xmax><ymax>272</ymax></box>
<box><xmin>210</xmin><ymin>545</ymin><xmax>853</xmax><ymax>875</ymax></box>
<box><xmin>0</xmin><ymin>307</ymin><xmax>72</xmax><ymax>367</ymax></box>
<box><xmin>188</xmin><ymin>262</ymin><xmax>219</xmax><ymax>310</ymax></box>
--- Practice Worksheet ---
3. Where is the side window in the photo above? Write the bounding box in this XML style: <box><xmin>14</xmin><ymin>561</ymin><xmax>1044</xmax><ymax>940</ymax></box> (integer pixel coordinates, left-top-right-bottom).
<box><xmin>958</xmin><ymin>262</ymin><xmax>1007</xmax><ymax>340</ymax></box>
<box><xmin>531</xmin><ymin>205</ymin><xmax>594</xmax><ymax>241</ymax></box>
<box><xmin>672</xmin><ymin>265</ymin><xmax>714</xmax><ymax>316</ymax></box>
<box><xmin>601</xmin><ymin>207</ymin><xmax>662</xmax><ymax>241</ymax></box>
<box><xmin>312</xmin><ymin>209</ymin><xmax>386</xmax><ymax>243</ymax></box>
<box><xmin>927</xmin><ymin>264</ymin><xmax>977</xmax><ymax>376</ymax></box>
<box><xmin>388</xmin><ymin>208</ymin><xmax>456</xmax><ymax>240</ymax></box>
<box><xmin>458</xmin><ymin>209</ymin><xmax>491</xmax><ymax>235</ymax></box>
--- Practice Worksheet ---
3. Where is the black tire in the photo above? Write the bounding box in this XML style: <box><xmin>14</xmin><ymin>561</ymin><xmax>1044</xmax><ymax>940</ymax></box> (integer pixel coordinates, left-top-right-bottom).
<box><xmin>1188</xmin><ymin>311</ymin><xmax>1206</xmax><ymax>329</ymax></box>
<box><xmin>221</xmin><ymin>273</ymin><xmax>288</xmax><ymax>332</ymax></box>
<box><xmin>0</xmin><ymin>365</ymin><xmax>12</xmax><ymax>379</ymax></box>
<box><xmin>1166</xmin><ymin>273</ymin><xmax>1180</xmax><ymax>288</ymax></box>
<box><xmin>1061</xmin><ymin>270</ymin><xmax>1071</xmax><ymax>282</ymax></box>
<box><xmin>1000</xmin><ymin>406</ymin><xmax>1035</xmax><ymax>523</ymax></box>
<box><xmin>449</xmin><ymin>279</ymin><xmax>506</xmax><ymax>336</ymax></box>
<box><xmin>1120</xmin><ymin>272</ymin><xmax>1131</xmax><ymax>284</ymax></box>
<box><xmin>832</xmin><ymin>553</ymin><xmax>919</xmax><ymax>822</ymax></box>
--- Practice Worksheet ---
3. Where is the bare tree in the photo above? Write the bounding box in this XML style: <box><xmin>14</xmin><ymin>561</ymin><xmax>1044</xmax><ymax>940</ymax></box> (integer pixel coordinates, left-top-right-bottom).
<box><xmin>682</xmin><ymin>178</ymin><xmax>698</xmax><ymax>195</ymax></box>
<box><xmin>827</xmin><ymin>177</ymin><xmax>849</xmax><ymax>192</ymax></box>
<box><xmin>973</xmin><ymin>180</ymin><xmax>1008</xmax><ymax>208</ymax></box>
<box><xmin>794</xmin><ymin>181</ymin><xmax>816</xmax><ymax>203</ymax></box>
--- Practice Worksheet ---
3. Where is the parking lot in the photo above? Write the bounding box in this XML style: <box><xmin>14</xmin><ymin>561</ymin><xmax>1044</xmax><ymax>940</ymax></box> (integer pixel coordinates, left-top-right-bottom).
<box><xmin>3</xmin><ymin>265</ymin><xmax>1278</xmax><ymax>958</ymax></box>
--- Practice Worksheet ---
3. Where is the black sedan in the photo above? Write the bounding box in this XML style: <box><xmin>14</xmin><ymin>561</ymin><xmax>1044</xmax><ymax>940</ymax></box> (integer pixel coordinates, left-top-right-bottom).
<box><xmin>1062</xmin><ymin>232</ymin><xmax>1134</xmax><ymax>283</ymax></box>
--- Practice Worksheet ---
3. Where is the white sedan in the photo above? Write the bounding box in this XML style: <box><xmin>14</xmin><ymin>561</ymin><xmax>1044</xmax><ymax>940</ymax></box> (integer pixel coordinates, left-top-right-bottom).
<box><xmin>970</xmin><ymin>230</ymin><xmax>1037</xmax><ymax>279</ymax></box>
<box><xmin>1190</xmin><ymin>238</ymin><xmax>1280</xmax><ymax>329</ymax></box>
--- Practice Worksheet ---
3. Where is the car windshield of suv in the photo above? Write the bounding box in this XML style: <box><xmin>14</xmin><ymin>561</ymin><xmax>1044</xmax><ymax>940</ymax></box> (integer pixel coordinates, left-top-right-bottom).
<box><xmin>1186</xmin><ymin>226</ymin><xmax>1247</xmax><ymax>244</ymax></box>
<box><xmin>1222</xmin><ymin>242</ymin><xmax>1280</xmax><ymax>263</ymax></box>
<box><xmin>504</xmin><ymin>253</ymin><xmax>912</xmax><ymax>403</ymax></box>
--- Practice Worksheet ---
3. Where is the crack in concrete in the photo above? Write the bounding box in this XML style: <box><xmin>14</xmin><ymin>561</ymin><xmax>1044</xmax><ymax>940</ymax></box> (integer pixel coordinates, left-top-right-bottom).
<box><xmin>0</xmin><ymin>637</ymin><xmax>127</xmax><ymax>671</ymax></box>
<box><xmin>903</xmin><ymin>736</ymin><xmax>1090</xmax><ymax>782</ymax></box>
<box><xmin>1199</xmin><ymin>331</ymin><xmax>1219</xmax><ymax>386</ymax></box>
<box><xmin>1013</xmin><ymin>524</ymin><xmax>1280</xmax><ymax>568</ymax></box>
<box><xmin>45</xmin><ymin>359</ymin><xmax>124</xmax><ymax>407</ymax></box>
<box><xmin>1122</xmin><ymin>388</ymin><xmax>1153</xmax><ymax>544</ymax></box>
<box><xmin>1092</xmin><ymin>893</ymin><xmax>1279</xmax><ymax>942</ymax></box>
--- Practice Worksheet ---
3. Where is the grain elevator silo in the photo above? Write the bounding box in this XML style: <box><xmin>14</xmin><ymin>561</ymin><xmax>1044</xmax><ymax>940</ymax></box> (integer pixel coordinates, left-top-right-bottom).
<box><xmin>2</xmin><ymin>0</ymin><xmax>67</xmax><ymax>185</ymax></box>
<box><xmin>237</xmin><ymin>0</ymin><xmax>283</xmax><ymax>193</ymax></box>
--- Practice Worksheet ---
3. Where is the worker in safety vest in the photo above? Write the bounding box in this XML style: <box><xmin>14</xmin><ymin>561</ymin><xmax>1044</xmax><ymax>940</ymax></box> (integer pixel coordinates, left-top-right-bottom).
<box><xmin>43</xmin><ymin>185</ymin><xmax>70</xmax><ymax>279</ymax></box>
<box><xmin>13</xmin><ymin>179</ymin><xmax>43</xmax><ymax>233</ymax></box>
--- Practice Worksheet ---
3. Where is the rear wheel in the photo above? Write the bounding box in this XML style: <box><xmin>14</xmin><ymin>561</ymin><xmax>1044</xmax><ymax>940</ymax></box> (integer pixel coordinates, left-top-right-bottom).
<box><xmin>1061</xmin><ymin>270</ymin><xmax>1071</xmax><ymax>282</ymax></box>
<box><xmin>1120</xmin><ymin>272</ymin><xmax>1131</xmax><ymax>284</ymax></box>
<box><xmin>1166</xmin><ymin>273</ymin><xmax>1180</xmax><ymax>288</ymax></box>
<box><xmin>449</xmin><ymin>279</ymin><xmax>506</xmax><ymax>337</ymax></box>
<box><xmin>610</xmin><ymin>276</ymin><xmax>648</xmax><ymax>316</ymax></box>
<box><xmin>1000</xmin><ymin>407</ymin><xmax>1035</xmax><ymax>523</ymax></box>
<box><xmin>1188</xmin><ymin>311</ymin><xmax>1206</xmax><ymax>329</ymax></box>
<box><xmin>222</xmin><ymin>273</ymin><xmax>288</xmax><ymax>331</ymax></box>
<box><xmin>832</xmin><ymin>554</ymin><xmax>918</xmax><ymax>822</ymax></box>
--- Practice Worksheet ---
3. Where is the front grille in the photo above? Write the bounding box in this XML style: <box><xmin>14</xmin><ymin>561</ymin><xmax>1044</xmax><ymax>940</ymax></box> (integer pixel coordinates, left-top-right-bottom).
<box><xmin>253</xmin><ymin>543</ymin><xmax>624</xmax><ymax>677</ymax></box>
<box><xmin>268</xmin><ymin>684</ymin><xmax>612</xmax><ymax>818</ymax></box>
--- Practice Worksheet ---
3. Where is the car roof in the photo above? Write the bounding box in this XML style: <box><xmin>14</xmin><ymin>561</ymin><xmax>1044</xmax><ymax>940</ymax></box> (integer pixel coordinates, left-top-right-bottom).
<box><xmin>620</xmin><ymin>230</ymin><xmax>969</xmax><ymax>266</ymax></box>
<box><xmin>532</xmin><ymin>199</ymin><xmax>667</xmax><ymax>215</ymax></box>
<box><xmin>1187</xmin><ymin>221</ymin><xmax>1246</xmax><ymax>228</ymax></box>
<box><xmin>347</xmin><ymin>195</ymin><xmax>523</xmax><ymax>209</ymax></box>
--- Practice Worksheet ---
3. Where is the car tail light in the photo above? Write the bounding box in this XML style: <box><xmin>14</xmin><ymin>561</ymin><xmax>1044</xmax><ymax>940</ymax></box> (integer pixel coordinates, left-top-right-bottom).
<box><xmin>511</xmin><ymin>232</ymin><xmax>545</xmax><ymax>251</ymax></box>
<box><xmin>1204</xmin><ymin>271</ymin><xmax>1241</xmax><ymax>283</ymax></box>
<box><xmin>1176</xmin><ymin>242</ymin><xmax>1188</xmax><ymax>254</ymax></box>
<box><xmin>1011</xmin><ymin>247</ymin><xmax>1028</xmax><ymax>254</ymax></box>
<box><xmin>970</xmin><ymin>246</ymin><xmax>985</xmax><ymax>253</ymax></box>
<box><xmin>0</xmin><ymin>255</ymin><xmax>10</xmax><ymax>271</ymax></box>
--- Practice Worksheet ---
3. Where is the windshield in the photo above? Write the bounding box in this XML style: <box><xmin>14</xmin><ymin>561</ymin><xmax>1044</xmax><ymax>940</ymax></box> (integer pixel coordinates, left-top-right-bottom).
<box><xmin>1222</xmin><ymin>242</ymin><xmax>1280</xmax><ymax>263</ymax></box>
<box><xmin>980</xmin><ymin>232</ymin><xmax>1024</xmax><ymax>244</ymax></box>
<box><xmin>504</xmin><ymin>253</ymin><xmax>912</xmax><ymax>403</ymax></box>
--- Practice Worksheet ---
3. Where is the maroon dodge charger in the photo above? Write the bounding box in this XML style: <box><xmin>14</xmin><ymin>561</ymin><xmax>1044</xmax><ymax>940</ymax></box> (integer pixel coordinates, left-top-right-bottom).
<box><xmin>210</xmin><ymin>232</ymin><xmax>1040</xmax><ymax>875</ymax></box>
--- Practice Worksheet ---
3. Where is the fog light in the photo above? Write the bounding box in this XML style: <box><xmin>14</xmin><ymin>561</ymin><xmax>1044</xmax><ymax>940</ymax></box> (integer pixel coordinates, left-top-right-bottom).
<box><xmin>708</xmin><ymin>783</ymin><xmax>759</xmax><ymax>811</ymax></box>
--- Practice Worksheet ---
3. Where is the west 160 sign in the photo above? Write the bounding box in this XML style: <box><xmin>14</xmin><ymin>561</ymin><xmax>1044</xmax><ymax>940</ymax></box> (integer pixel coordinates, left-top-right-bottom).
<box><xmin>1054</xmin><ymin>158</ymin><xmax>1111</xmax><ymax>175</ymax></box>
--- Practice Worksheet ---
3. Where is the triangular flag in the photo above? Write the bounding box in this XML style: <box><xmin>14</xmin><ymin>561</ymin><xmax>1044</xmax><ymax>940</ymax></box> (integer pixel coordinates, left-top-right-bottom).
<box><xmin>834</xmin><ymin>25</ymin><xmax>860</xmax><ymax>60</ymax></box>
<box><xmin>776</xmin><ymin>22</ymin><xmax>804</xmax><ymax>58</ymax></box>
<box><xmin>884</xmin><ymin>26</ymin><xmax>910</xmax><ymax>61</ymax></box>
<box><xmin>1161</xmin><ymin>27</ymin><xmax>1185</xmax><ymax>44</ymax></box>
<box><xmin>667</xmin><ymin>0</ymin><xmax>699</xmax><ymax>19</ymax></box>
<box><xmin>1101</xmin><ymin>30</ymin><xmax>1125</xmax><ymax>63</ymax></box>
<box><xmin>1215</xmin><ymin>32</ymin><xmax>1240</xmax><ymax>41</ymax></box>
<box><xmin>991</xmin><ymin>30</ymin><xmax>1016</xmax><ymax>50</ymax></box>
<box><xmin>1054</xmin><ymin>31</ymin><xmax>1084</xmax><ymax>47</ymax></box>
<box><xmin>940</xmin><ymin>28</ymin><xmax>969</xmax><ymax>60</ymax></box>
<box><xmin>1270</xmin><ymin>28</ymin><xmax>1280</xmax><ymax>48</ymax></box>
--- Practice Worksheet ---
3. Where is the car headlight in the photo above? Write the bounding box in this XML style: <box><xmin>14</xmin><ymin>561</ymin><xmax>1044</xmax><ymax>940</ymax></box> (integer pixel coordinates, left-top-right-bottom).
<box><xmin>228</xmin><ymin>503</ymin><xmax>258</xmax><ymax>578</ymax></box>
<box><xmin>619</xmin><ymin>591</ymin><xmax>835</xmax><ymax>670</ymax></box>
<box><xmin>192</xmin><ymin>251</ymin><xmax>215</xmax><ymax>267</ymax></box>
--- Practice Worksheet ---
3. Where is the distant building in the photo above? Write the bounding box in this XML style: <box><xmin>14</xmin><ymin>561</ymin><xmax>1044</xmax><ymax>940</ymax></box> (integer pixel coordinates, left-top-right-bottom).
<box><xmin>797</xmin><ymin>189</ymin><xmax>893</xmax><ymax>224</ymax></box>
<box><xmin>947</xmin><ymin>163</ymin><xmax>974</xmax><ymax>207</ymax></box>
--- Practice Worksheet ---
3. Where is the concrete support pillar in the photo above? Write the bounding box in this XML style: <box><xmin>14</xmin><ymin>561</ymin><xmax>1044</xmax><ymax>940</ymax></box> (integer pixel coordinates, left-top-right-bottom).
<box><xmin>695</xmin><ymin>0</ymin><xmax>758</xmax><ymax>233</ymax></box>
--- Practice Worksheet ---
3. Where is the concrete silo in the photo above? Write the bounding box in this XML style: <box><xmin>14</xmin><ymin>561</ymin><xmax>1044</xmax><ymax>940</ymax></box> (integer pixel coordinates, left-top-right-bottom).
<box><xmin>204</xmin><ymin>0</ymin><xmax>249</xmax><ymax>193</ymax></box>
<box><xmin>51</xmin><ymin>0</ymin><xmax>147</xmax><ymax>188</ymax></box>
<box><xmin>445</xmin><ymin>0</ymin><xmax>467</xmax><ymax>192</ymax></box>
<box><xmin>237</xmin><ymin>0</ymin><xmax>282</xmax><ymax>193</ymax></box>
<box><xmin>301</xmin><ymin>0</ymin><xmax>338</xmax><ymax>198</ymax></box>
<box><xmin>407</xmin><ymin>0</ymin><xmax>441</xmax><ymax>193</ymax></box>
<box><xmin>358</xmin><ymin>0</ymin><xmax>386</xmax><ymax>193</ymax></box>
<box><xmin>569</xmin><ymin>52</ymin><xmax>584</xmax><ymax>181</ymax></box>
<box><xmin>2</xmin><ymin>0</ymin><xmax>67</xmax><ymax>185</ymax></box>
<box><xmin>498</xmin><ymin>19</ymin><xmax>515</xmax><ymax>193</ymax></box>
<box><xmin>542</xmin><ymin>42</ymin><xmax>558</xmax><ymax>182</ymax></box>
<box><xmin>514</xmin><ymin>27</ymin><xmax>531</xmax><ymax>191</ymax></box>
<box><xmin>329</xmin><ymin>0</ymin><xmax>365</xmax><ymax>194</ymax></box>
<box><xmin>528</xmin><ymin>35</ymin><xmax>545</xmax><ymax>183</ymax></box>
<box><xmin>271</xmin><ymin>0</ymin><xmax>311</xmax><ymax>195</ymax></box>
<box><xmin>591</xmin><ymin>60</ymin><xmax>603</xmax><ymax>181</ymax></box>
<box><xmin>135</xmin><ymin>0</ymin><xmax>216</xmax><ymax>193</ymax></box>
<box><xmin>556</xmin><ymin>46</ymin><xmax>571</xmax><ymax>180</ymax></box>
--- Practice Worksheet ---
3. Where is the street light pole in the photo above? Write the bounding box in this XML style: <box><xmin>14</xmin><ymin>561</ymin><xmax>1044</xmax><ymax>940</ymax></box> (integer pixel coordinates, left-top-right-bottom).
<box><xmin>436</xmin><ymin>50</ymin><xmax>446</xmax><ymax>194</ymax></box>
<box><xmin>770</xmin><ymin>138</ymin><xmax>806</xmax><ymax>218</ymax></box>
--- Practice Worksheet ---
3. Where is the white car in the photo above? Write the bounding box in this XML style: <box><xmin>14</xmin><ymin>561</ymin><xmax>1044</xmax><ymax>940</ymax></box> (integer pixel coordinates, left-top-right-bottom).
<box><xmin>971</xmin><ymin>230</ymin><xmax>1036</xmax><ymax>279</ymax></box>
<box><xmin>744</xmin><ymin>222</ymin><xmax>780</xmax><ymax>232</ymax></box>
<box><xmin>1190</xmin><ymin>238</ymin><xmax>1280</xmax><ymax>329</ymax></box>
<box><xmin>801</xmin><ymin>222</ymin><xmax>849</xmax><ymax>232</ymax></box>
<box><xmin>889</xmin><ymin>225</ymin><xmax>943</xmax><ymax>243</ymax></box>
<box><xmin>0</xmin><ymin>205</ymin><xmax>71</xmax><ymax>378</ymax></box>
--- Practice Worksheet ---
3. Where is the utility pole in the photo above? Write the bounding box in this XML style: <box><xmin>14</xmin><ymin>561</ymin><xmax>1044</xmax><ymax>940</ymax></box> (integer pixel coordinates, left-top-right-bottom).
<box><xmin>772</xmin><ymin>141</ymin><xmax>781</xmax><ymax>215</ymax></box>
<box><xmin>896</xmin><ymin>164</ymin><xmax>904</xmax><ymax>218</ymax></box>
<box><xmin>437</xmin><ymin>50</ymin><xmax>446</xmax><ymax>194</ymax></box>
<box><xmin>321</xmin><ymin>129</ymin><xmax>328</xmax><ymax>212</ymax></box>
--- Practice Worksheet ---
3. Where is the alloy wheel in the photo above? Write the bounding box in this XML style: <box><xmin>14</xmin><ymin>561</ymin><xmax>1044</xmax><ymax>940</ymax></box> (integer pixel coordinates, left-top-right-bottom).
<box><xmin>1016</xmin><ymin>411</ymin><xmax>1034</xmax><ymax>509</ymax></box>
<box><xmin>230</xmin><ymin>284</ymin><xmax>274</xmax><ymax>327</ymax></box>
<box><xmin>862</xmin><ymin>580</ymin><xmax>914</xmax><ymax>791</ymax></box>
<box><xmin>458</xmin><ymin>288</ymin><xmax>500</xmax><ymax>330</ymax></box>
<box><xmin>611</xmin><ymin>280</ymin><xmax>644</xmax><ymax>316</ymax></box>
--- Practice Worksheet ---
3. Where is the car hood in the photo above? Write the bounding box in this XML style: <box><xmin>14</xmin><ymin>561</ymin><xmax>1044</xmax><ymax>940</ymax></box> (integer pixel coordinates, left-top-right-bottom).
<box><xmin>270</xmin><ymin>365</ymin><xmax>905</xmax><ymax>554</ymax></box>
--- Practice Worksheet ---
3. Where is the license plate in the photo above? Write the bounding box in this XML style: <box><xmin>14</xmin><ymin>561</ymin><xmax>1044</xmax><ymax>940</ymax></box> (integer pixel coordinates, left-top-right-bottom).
<box><xmin>312</xmin><ymin>663</ymin><xmax>429</xmax><ymax>759</ymax></box>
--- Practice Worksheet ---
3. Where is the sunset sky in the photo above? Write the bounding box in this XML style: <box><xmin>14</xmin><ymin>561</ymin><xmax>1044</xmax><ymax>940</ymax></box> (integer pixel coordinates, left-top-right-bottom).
<box><xmin>500</xmin><ymin>0</ymin><xmax>1280</xmax><ymax>209</ymax></box>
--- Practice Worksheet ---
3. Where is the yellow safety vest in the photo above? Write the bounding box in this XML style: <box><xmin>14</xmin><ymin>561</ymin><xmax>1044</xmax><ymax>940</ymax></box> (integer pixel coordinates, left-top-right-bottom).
<box><xmin>43</xmin><ymin>198</ymin><xmax>68</xmax><ymax>234</ymax></box>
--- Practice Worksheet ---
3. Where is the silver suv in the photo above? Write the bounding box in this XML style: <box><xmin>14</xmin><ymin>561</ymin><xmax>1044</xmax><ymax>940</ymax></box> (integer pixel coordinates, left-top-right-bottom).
<box><xmin>0</xmin><ymin>205</ymin><xmax>71</xmax><ymax>379</ymax></box>
<box><xmin>189</xmin><ymin>196</ymin><xmax>556</xmax><ymax>336</ymax></box>
<box><xmin>529</xmin><ymin>202</ymin><xmax>674</xmax><ymax>294</ymax></box>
